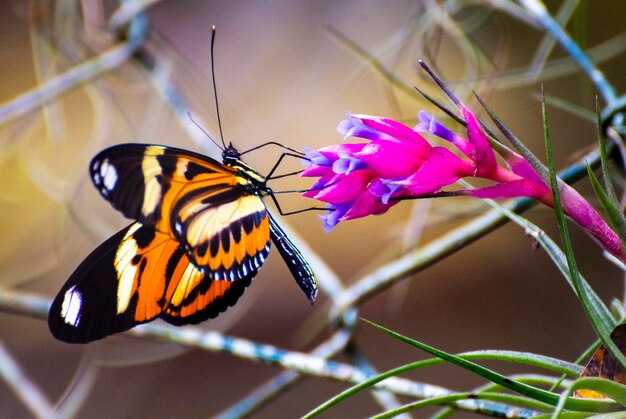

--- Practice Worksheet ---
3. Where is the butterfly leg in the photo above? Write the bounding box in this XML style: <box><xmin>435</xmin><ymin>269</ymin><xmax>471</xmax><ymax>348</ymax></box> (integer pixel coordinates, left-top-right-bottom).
<box><xmin>264</xmin><ymin>151</ymin><xmax>309</xmax><ymax>181</ymax></box>
<box><xmin>267</xmin><ymin>192</ymin><xmax>330</xmax><ymax>216</ymax></box>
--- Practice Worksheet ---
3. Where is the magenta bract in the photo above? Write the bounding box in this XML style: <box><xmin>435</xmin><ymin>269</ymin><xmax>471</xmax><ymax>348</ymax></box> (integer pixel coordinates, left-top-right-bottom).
<box><xmin>301</xmin><ymin>102</ymin><xmax>626</xmax><ymax>265</ymax></box>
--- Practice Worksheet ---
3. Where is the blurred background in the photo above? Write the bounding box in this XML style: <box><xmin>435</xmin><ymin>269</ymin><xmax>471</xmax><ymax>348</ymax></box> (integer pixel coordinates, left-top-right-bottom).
<box><xmin>2</xmin><ymin>0</ymin><xmax>626</xmax><ymax>417</ymax></box>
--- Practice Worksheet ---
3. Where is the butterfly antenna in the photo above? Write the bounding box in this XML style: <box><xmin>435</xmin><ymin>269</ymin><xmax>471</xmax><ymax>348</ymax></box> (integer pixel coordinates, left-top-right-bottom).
<box><xmin>210</xmin><ymin>25</ymin><xmax>227</xmax><ymax>149</ymax></box>
<box><xmin>187</xmin><ymin>112</ymin><xmax>223</xmax><ymax>150</ymax></box>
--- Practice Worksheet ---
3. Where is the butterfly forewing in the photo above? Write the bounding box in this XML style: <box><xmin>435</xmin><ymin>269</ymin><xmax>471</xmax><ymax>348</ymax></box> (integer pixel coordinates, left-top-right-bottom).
<box><xmin>50</xmin><ymin>142</ymin><xmax>317</xmax><ymax>343</ymax></box>
<box><xmin>49</xmin><ymin>225</ymin><xmax>142</xmax><ymax>343</ymax></box>
<box><xmin>91</xmin><ymin>144</ymin><xmax>235</xmax><ymax>227</ymax></box>
<box><xmin>48</xmin><ymin>222</ymin><xmax>256</xmax><ymax>343</ymax></box>
<box><xmin>90</xmin><ymin>144</ymin><xmax>271</xmax><ymax>281</ymax></box>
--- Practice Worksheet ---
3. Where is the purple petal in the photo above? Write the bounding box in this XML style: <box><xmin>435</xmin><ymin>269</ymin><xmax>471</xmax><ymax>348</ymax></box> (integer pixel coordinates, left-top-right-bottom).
<box><xmin>319</xmin><ymin>203</ymin><xmax>351</xmax><ymax>232</ymax></box>
<box><xmin>338</xmin><ymin>116</ymin><xmax>397</xmax><ymax>142</ymax></box>
<box><xmin>303</xmin><ymin>145</ymin><xmax>333</xmax><ymax>167</ymax></box>
<box><xmin>415</xmin><ymin>111</ymin><xmax>474</xmax><ymax>158</ymax></box>
<box><xmin>302</xmin><ymin>175</ymin><xmax>335</xmax><ymax>198</ymax></box>
<box><xmin>332</xmin><ymin>153</ymin><xmax>366</xmax><ymax>174</ymax></box>
<box><xmin>369</xmin><ymin>179</ymin><xmax>404</xmax><ymax>204</ymax></box>
<box><xmin>354</xmin><ymin>114</ymin><xmax>432</xmax><ymax>156</ymax></box>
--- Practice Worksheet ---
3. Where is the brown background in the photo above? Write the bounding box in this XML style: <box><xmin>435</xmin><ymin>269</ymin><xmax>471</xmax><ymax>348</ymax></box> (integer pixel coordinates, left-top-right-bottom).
<box><xmin>2</xmin><ymin>1</ymin><xmax>626</xmax><ymax>417</ymax></box>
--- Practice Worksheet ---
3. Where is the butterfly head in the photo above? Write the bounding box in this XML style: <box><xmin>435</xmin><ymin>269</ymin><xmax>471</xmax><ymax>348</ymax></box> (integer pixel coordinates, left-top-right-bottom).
<box><xmin>222</xmin><ymin>144</ymin><xmax>265</xmax><ymax>186</ymax></box>
<box><xmin>222</xmin><ymin>143</ymin><xmax>241</xmax><ymax>164</ymax></box>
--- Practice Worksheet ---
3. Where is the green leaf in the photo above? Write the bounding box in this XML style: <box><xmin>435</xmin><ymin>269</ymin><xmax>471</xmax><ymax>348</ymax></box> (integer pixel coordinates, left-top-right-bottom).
<box><xmin>594</xmin><ymin>97</ymin><xmax>626</xmax><ymax>247</ymax></box>
<box><xmin>371</xmin><ymin>392</ymin><xmax>551</xmax><ymax>419</ymax></box>
<box><xmin>369</xmin><ymin>393</ymin><xmax>471</xmax><ymax>419</ymax></box>
<box><xmin>552</xmin><ymin>377</ymin><xmax>626</xmax><ymax>418</ymax></box>
<box><xmin>587</xmin><ymin>164</ymin><xmax>626</xmax><ymax>251</ymax></box>
<box><xmin>302</xmin><ymin>348</ymin><xmax>584</xmax><ymax>418</ymax></box>
<box><xmin>596</xmin><ymin>97</ymin><xmax>621</xmax><ymax>209</ymax></box>
<box><xmin>475</xmin><ymin>93</ymin><xmax>551</xmax><ymax>183</ymax></box>
<box><xmin>543</xmin><ymin>91</ymin><xmax>626</xmax><ymax>370</ymax></box>
<box><xmin>363</xmin><ymin>319</ymin><xmax>618</xmax><ymax>412</ymax></box>
<box><xmin>534</xmin><ymin>413</ymin><xmax>601</xmax><ymax>419</ymax></box>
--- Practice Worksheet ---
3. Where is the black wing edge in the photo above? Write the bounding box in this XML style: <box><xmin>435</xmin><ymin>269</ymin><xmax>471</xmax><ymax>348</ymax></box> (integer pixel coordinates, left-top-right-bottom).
<box><xmin>268</xmin><ymin>214</ymin><xmax>317</xmax><ymax>304</ymax></box>
<box><xmin>160</xmin><ymin>273</ymin><xmax>255</xmax><ymax>326</ymax></box>
<box><xmin>48</xmin><ymin>224</ymin><xmax>144</xmax><ymax>344</ymax></box>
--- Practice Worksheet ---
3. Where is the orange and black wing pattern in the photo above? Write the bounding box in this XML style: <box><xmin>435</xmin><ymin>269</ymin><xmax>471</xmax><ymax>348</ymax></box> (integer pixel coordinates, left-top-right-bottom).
<box><xmin>49</xmin><ymin>143</ymin><xmax>316</xmax><ymax>343</ymax></box>
<box><xmin>89</xmin><ymin>144</ymin><xmax>271</xmax><ymax>281</ymax></box>
<box><xmin>48</xmin><ymin>223</ymin><xmax>254</xmax><ymax>343</ymax></box>
<box><xmin>574</xmin><ymin>323</ymin><xmax>626</xmax><ymax>399</ymax></box>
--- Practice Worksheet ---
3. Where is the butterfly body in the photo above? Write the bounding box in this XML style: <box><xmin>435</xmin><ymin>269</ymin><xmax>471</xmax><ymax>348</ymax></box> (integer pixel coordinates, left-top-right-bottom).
<box><xmin>49</xmin><ymin>143</ymin><xmax>316</xmax><ymax>343</ymax></box>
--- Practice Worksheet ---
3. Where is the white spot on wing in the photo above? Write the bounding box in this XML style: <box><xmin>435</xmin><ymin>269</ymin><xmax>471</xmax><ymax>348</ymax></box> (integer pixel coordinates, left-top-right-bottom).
<box><xmin>100</xmin><ymin>159</ymin><xmax>118</xmax><ymax>191</ymax></box>
<box><xmin>61</xmin><ymin>286</ymin><xmax>82</xmax><ymax>327</ymax></box>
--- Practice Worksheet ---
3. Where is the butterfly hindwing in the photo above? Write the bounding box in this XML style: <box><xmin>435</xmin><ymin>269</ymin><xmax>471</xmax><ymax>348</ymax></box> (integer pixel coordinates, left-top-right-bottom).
<box><xmin>50</xmin><ymin>143</ymin><xmax>317</xmax><ymax>343</ymax></box>
<box><xmin>48</xmin><ymin>222</ymin><xmax>256</xmax><ymax>343</ymax></box>
<box><xmin>90</xmin><ymin>144</ymin><xmax>272</xmax><ymax>281</ymax></box>
<box><xmin>172</xmin><ymin>184</ymin><xmax>271</xmax><ymax>280</ymax></box>
<box><xmin>575</xmin><ymin>323</ymin><xmax>626</xmax><ymax>399</ymax></box>
<box><xmin>160</xmin><ymin>271</ymin><xmax>252</xmax><ymax>325</ymax></box>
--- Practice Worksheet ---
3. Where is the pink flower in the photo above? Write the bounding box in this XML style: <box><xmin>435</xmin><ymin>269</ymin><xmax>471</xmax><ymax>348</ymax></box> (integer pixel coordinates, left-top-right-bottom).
<box><xmin>301</xmin><ymin>114</ymin><xmax>478</xmax><ymax>231</ymax></box>
<box><xmin>302</xmin><ymin>62</ymin><xmax>626</xmax><ymax>264</ymax></box>
<box><xmin>301</xmin><ymin>141</ymin><xmax>400</xmax><ymax>232</ymax></box>
<box><xmin>302</xmin><ymin>108</ymin><xmax>547</xmax><ymax>231</ymax></box>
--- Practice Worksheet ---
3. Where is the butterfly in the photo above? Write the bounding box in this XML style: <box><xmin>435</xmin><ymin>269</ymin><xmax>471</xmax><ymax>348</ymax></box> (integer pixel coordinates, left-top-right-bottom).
<box><xmin>574</xmin><ymin>323</ymin><xmax>626</xmax><ymax>399</ymax></box>
<box><xmin>48</xmin><ymin>142</ymin><xmax>317</xmax><ymax>343</ymax></box>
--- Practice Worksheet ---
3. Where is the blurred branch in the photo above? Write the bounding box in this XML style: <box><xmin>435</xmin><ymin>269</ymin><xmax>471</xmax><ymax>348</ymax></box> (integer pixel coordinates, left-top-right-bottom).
<box><xmin>4</xmin><ymin>1</ymin><xmax>626</xmax><ymax>417</ymax></box>
<box><xmin>0</xmin><ymin>13</ymin><xmax>147</xmax><ymax>126</ymax></box>
<box><xmin>527</xmin><ymin>0</ymin><xmax>581</xmax><ymax>80</ymax></box>
<box><xmin>215</xmin><ymin>326</ymin><xmax>354</xmax><ymax>418</ymax></box>
<box><xmin>0</xmin><ymin>288</ymin><xmax>536</xmax><ymax>417</ymax></box>
<box><xmin>518</xmin><ymin>0</ymin><xmax>617</xmax><ymax>103</ymax></box>
<box><xmin>0</xmin><ymin>341</ymin><xmax>55</xmax><ymax>418</ymax></box>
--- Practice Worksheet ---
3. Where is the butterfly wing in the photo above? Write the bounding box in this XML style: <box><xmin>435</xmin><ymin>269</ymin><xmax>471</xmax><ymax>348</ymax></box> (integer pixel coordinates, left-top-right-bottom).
<box><xmin>574</xmin><ymin>323</ymin><xmax>626</xmax><ymax>399</ymax></box>
<box><xmin>48</xmin><ymin>223</ymin><xmax>256</xmax><ymax>343</ymax></box>
<box><xmin>90</xmin><ymin>144</ymin><xmax>271</xmax><ymax>281</ymax></box>
<box><xmin>90</xmin><ymin>144</ymin><xmax>236</xmax><ymax>228</ymax></box>
<box><xmin>268</xmin><ymin>214</ymin><xmax>317</xmax><ymax>303</ymax></box>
